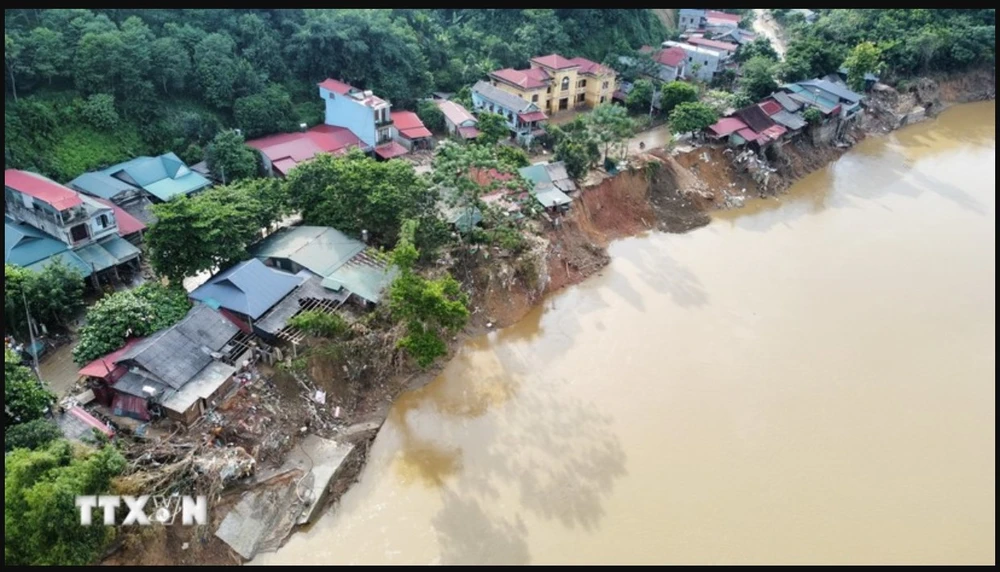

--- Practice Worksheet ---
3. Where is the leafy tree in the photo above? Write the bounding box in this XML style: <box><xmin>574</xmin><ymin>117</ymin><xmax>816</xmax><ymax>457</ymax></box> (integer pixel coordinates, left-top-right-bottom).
<box><xmin>843</xmin><ymin>41</ymin><xmax>883</xmax><ymax>91</ymax></box>
<box><xmin>738</xmin><ymin>56</ymin><xmax>780</xmax><ymax>101</ymax></box>
<box><xmin>554</xmin><ymin>138</ymin><xmax>595</xmax><ymax>181</ymax></box>
<box><xmin>416</xmin><ymin>100</ymin><xmax>446</xmax><ymax>133</ymax></box>
<box><xmin>193</xmin><ymin>32</ymin><xmax>240</xmax><ymax>109</ymax></box>
<box><xmin>23</xmin><ymin>27</ymin><xmax>71</xmax><ymax>85</ymax></box>
<box><xmin>475</xmin><ymin>111</ymin><xmax>510</xmax><ymax>146</ymax></box>
<box><xmin>5</xmin><ymin>418</ymin><xmax>63</xmax><ymax>452</ymax></box>
<box><xmin>669</xmin><ymin>102</ymin><xmax>719</xmax><ymax>135</ymax></box>
<box><xmin>5</xmin><ymin>349</ymin><xmax>55</xmax><ymax>426</ymax></box>
<box><xmin>626</xmin><ymin>78</ymin><xmax>655</xmax><ymax>114</ymax></box>
<box><xmin>234</xmin><ymin>84</ymin><xmax>296</xmax><ymax>138</ymax></box>
<box><xmin>587</xmin><ymin>103</ymin><xmax>635</xmax><ymax>162</ymax></box>
<box><xmin>286</xmin><ymin>149</ymin><xmax>440</xmax><ymax>248</ymax></box>
<box><xmin>79</xmin><ymin>93</ymin><xmax>119</xmax><ymax>130</ymax></box>
<box><xmin>72</xmin><ymin>283</ymin><xmax>191</xmax><ymax>365</ymax></box>
<box><xmin>659</xmin><ymin>81</ymin><xmax>699</xmax><ymax>115</ymax></box>
<box><xmin>205</xmin><ymin>129</ymin><xmax>259</xmax><ymax>183</ymax></box>
<box><xmin>6</xmin><ymin>33</ymin><xmax>23</xmax><ymax>101</ymax></box>
<box><xmin>149</xmin><ymin>36</ymin><xmax>190</xmax><ymax>94</ymax></box>
<box><xmin>4</xmin><ymin>440</ymin><xmax>127</xmax><ymax>566</ymax></box>
<box><xmin>735</xmin><ymin>37</ymin><xmax>779</xmax><ymax>63</ymax></box>
<box><xmin>709</xmin><ymin>68</ymin><xmax>737</xmax><ymax>90</ymax></box>
<box><xmin>388</xmin><ymin>220</ymin><xmax>470</xmax><ymax>368</ymax></box>
<box><xmin>147</xmin><ymin>183</ymin><xmax>274</xmax><ymax>282</ymax></box>
<box><xmin>431</xmin><ymin>140</ymin><xmax>524</xmax><ymax>241</ymax></box>
<box><xmin>4</xmin><ymin>260</ymin><xmax>85</xmax><ymax>337</ymax></box>
<box><xmin>73</xmin><ymin>30</ymin><xmax>126</xmax><ymax>97</ymax></box>
<box><xmin>496</xmin><ymin>145</ymin><xmax>530</xmax><ymax>169</ymax></box>
<box><xmin>732</xmin><ymin>90</ymin><xmax>754</xmax><ymax>108</ymax></box>
<box><xmin>548</xmin><ymin>115</ymin><xmax>601</xmax><ymax>179</ymax></box>
<box><xmin>781</xmin><ymin>35</ymin><xmax>848</xmax><ymax>82</ymax></box>
<box><xmin>704</xmin><ymin>90</ymin><xmax>736</xmax><ymax>115</ymax></box>
<box><xmin>803</xmin><ymin>107</ymin><xmax>823</xmax><ymax>125</ymax></box>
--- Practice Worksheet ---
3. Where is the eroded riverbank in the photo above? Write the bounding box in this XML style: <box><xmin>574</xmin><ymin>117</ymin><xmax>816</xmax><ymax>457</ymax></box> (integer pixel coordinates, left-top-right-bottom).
<box><xmin>254</xmin><ymin>98</ymin><xmax>995</xmax><ymax>565</ymax></box>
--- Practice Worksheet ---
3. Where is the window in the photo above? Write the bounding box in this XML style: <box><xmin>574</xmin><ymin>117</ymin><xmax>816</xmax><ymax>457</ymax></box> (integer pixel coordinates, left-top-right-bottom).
<box><xmin>600</xmin><ymin>96</ymin><xmax>606</xmax><ymax>103</ymax></box>
<box><xmin>547</xmin><ymin>87</ymin><xmax>552</xmax><ymax>94</ymax></box>
<box><xmin>561</xmin><ymin>77</ymin><xmax>570</xmax><ymax>91</ymax></box>
<box><xmin>70</xmin><ymin>224</ymin><xmax>89</xmax><ymax>243</ymax></box>
<box><xmin>97</xmin><ymin>214</ymin><xmax>110</xmax><ymax>228</ymax></box>
<box><xmin>602</xmin><ymin>81</ymin><xmax>609</xmax><ymax>89</ymax></box>
<box><xmin>577</xmin><ymin>79</ymin><xmax>587</xmax><ymax>88</ymax></box>
<box><xmin>689</xmin><ymin>56</ymin><xmax>693</xmax><ymax>62</ymax></box>
<box><xmin>532</xmin><ymin>94</ymin><xmax>538</xmax><ymax>103</ymax></box>
<box><xmin>577</xmin><ymin>93</ymin><xmax>586</xmax><ymax>103</ymax></box>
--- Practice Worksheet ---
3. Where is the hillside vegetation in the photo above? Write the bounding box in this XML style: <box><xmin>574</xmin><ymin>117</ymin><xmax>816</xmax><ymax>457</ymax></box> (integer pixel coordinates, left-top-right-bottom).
<box><xmin>4</xmin><ymin>9</ymin><xmax>666</xmax><ymax>181</ymax></box>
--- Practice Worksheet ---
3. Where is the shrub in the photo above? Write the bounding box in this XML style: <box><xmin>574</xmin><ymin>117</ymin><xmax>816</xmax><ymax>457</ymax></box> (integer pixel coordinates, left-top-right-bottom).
<box><xmin>288</xmin><ymin>310</ymin><xmax>349</xmax><ymax>338</ymax></box>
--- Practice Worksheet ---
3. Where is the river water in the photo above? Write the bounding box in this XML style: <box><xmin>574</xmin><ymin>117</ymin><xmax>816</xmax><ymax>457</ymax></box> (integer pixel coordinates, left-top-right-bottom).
<box><xmin>254</xmin><ymin>102</ymin><xmax>996</xmax><ymax>565</ymax></box>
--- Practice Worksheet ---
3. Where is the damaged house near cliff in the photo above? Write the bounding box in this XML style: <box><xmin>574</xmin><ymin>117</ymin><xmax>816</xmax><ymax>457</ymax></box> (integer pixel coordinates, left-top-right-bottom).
<box><xmin>249</xmin><ymin>225</ymin><xmax>398</xmax><ymax>350</ymax></box>
<box><xmin>102</xmin><ymin>303</ymin><xmax>254</xmax><ymax>424</ymax></box>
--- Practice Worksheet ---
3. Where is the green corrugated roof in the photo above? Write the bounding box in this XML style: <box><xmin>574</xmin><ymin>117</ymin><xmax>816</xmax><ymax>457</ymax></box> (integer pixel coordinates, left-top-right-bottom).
<box><xmin>98</xmin><ymin>235</ymin><xmax>141</xmax><ymax>262</ymax></box>
<box><xmin>518</xmin><ymin>164</ymin><xmax>551</xmax><ymax>186</ymax></box>
<box><xmin>74</xmin><ymin>242</ymin><xmax>119</xmax><ymax>273</ymax></box>
<box><xmin>319</xmin><ymin>260</ymin><xmax>399</xmax><ymax>305</ymax></box>
<box><xmin>25</xmin><ymin>250</ymin><xmax>93</xmax><ymax>277</ymax></box>
<box><xmin>251</xmin><ymin>226</ymin><xmax>366</xmax><ymax>277</ymax></box>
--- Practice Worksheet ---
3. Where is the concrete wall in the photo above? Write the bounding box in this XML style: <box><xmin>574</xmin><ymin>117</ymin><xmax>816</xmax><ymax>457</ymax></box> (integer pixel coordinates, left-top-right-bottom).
<box><xmin>678</xmin><ymin>9</ymin><xmax>705</xmax><ymax>30</ymax></box>
<box><xmin>319</xmin><ymin>86</ymin><xmax>377</xmax><ymax>147</ymax></box>
<box><xmin>5</xmin><ymin>188</ymin><xmax>117</xmax><ymax>247</ymax></box>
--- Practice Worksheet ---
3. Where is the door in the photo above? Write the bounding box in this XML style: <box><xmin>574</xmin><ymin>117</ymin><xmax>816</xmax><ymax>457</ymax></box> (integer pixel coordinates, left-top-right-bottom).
<box><xmin>559</xmin><ymin>98</ymin><xmax>569</xmax><ymax>111</ymax></box>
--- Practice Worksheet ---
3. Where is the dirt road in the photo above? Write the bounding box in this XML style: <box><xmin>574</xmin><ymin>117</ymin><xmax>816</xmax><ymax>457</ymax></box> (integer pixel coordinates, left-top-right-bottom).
<box><xmin>752</xmin><ymin>9</ymin><xmax>786</xmax><ymax>59</ymax></box>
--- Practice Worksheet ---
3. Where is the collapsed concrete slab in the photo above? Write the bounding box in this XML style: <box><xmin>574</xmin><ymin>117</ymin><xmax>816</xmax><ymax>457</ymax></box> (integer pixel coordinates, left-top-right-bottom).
<box><xmin>214</xmin><ymin>435</ymin><xmax>355</xmax><ymax>560</ymax></box>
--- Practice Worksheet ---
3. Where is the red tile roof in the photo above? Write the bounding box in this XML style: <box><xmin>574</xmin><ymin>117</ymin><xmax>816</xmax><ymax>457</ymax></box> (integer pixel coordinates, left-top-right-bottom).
<box><xmin>518</xmin><ymin>111</ymin><xmax>548</xmax><ymax>123</ymax></box>
<box><xmin>687</xmin><ymin>36</ymin><xmax>738</xmax><ymax>52</ymax></box>
<box><xmin>318</xmin><ymin>78</ymin><xmax>354</xmax><ymax>95</ymax></box>
<box><xmin>706</xmin><ymin>10</ymin><xmax>742</xmax><ymax>23</ymax></box>
<box><xmin>457</xmin><ymin>126</ymin><xmax>481</xmax><ymax>139</ymax></box>
<box><xmin>78</xmin><ymin>337</ymin><xmax>145</xmax><ymax>379</ymax></box>
<box><xmin>374</xmin><ymin>141</ymin><xmax>409</xmax><ymax>160</ymax></box>
<box><xmin>737</xmin><ymin>127</ymin><xmax>761</xmax><ymax>142</ymax></box>
<box><xmin>569</xmin><ymin>57</ymin><xmax>612</xmax><ymax>76</ymax></box>
<box><xmin>391</xmin><ymin>111</ymin><xmax>433</xmax><ymax>139</ymax></box>
<box><xmin>758</xmin><ymin>99</ymin><xmax>782</xmax><ymax>116</ymax></box>
<box><xmin>707</xmin><ymin>117</ymin><xmax>749</xmax><ymax>137</ymax></box>
<box><xmin>655</xmin><ymin>47</ymin><xmax>687</xmax><ymax>68</ymax></box>
<box><xmin>5</xmin><ymin>169</ymin><xmax>83</xmax><ymax>210</ymax></box>
<box><xmin>246</xmin><ymin>125</ymin><xmax>366</xmax><ymax>175</ymax></box>
<box><xmin>531</xmin><ymin>54</ymin><xmax>579</xmax><ymax>70</ymax></box>
<box><xmin>491</xmin><ymin>67</ymin><xmax>549</xmax><ymax>90</ymax></box>
<box><xmin>93</xmin><ymin>197</ymin><xmax>146</xmax><ymax>237</ymax></box>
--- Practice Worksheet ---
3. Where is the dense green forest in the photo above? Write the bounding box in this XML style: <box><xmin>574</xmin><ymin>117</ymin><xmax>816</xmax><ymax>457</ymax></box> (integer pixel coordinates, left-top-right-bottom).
<box><xmin>3</xmin><ymin>9</ymin><xmax>666</xmax><ymax>181</ymax></box>
<box><xmin>777</xmin><ymin>9</ymin><xmax>995</xmax><ymax>82</ymax></box>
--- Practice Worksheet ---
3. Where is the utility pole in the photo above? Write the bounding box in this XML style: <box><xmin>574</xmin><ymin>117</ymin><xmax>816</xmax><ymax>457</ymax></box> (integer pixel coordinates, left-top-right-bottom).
<box><xmin>21</xmin><ymin>288</ymin><xmax>40</xmax><ymax>375</ymax></box>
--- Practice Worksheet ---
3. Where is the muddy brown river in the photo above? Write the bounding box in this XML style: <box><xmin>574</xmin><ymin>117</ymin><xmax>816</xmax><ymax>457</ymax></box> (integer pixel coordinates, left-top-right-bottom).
<box><xmin>254</xmin><ymin>102</ymin><xmax>996</xmax><ymax>565</ymax></box>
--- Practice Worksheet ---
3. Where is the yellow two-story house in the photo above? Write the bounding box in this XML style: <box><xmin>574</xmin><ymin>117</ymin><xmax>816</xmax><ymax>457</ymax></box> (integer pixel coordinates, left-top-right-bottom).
<box><xmin>488</xmin><ymin>54</ymin><xmax>617</xmax><ymax>115</ymax></box>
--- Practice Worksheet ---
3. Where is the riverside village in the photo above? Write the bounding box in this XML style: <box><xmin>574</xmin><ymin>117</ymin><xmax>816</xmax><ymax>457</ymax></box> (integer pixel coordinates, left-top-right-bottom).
<box><xmin>4</xmin><ymin>8</ymin><xmax>995</xmax><ymax>566</ymax></box>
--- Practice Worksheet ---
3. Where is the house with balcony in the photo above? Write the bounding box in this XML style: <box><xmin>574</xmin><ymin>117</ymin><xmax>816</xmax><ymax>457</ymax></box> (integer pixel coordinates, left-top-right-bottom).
<box><xmin>68</xmin><ymin>153</ymin><xmax>210</xmax><ymax>227</ymax></box>
<box><xmin>486</xmin><ymin>54</ymin><xmax>618</xmax><ymax>117</ymax></box>
<box><xmin>471</xmin><ymin>81</ymin><xmax>548</xmax><ymax>147</ymax></box>
<box><xmin>318</xmin><ymin>78</ymin><xmax>423</xmax><ymax>160</ymax></box>
<box><xmin>5</xmin><ymin>169</ymin><xmax>143</xmax><ymax>284</ymax></box>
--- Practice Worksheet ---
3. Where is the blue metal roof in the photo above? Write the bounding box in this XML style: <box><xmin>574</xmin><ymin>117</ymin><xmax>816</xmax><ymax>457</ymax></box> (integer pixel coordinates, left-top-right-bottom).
<box><xmin>4</xmin><ymin>217</ymin><xmax>91</xmax><ymax>276</ymax></box>
<box><xmin>101</xmin><ymin>153</ymin><xmax>211</xmax><ymax>202</ymax></box>
<box><xmin>798</xmin><ymin>78</ymin><xmax>862</xmax><ymax>104</ymax></box>
<box><xmin>189</xmin><ymin>258</ymin><xmax>307</xmax><ymax>320</ymax></box>
<box><xmin>67</xmin><ymin>172</ymin><xmax>140</xmax><ymax>200</ymax></box>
